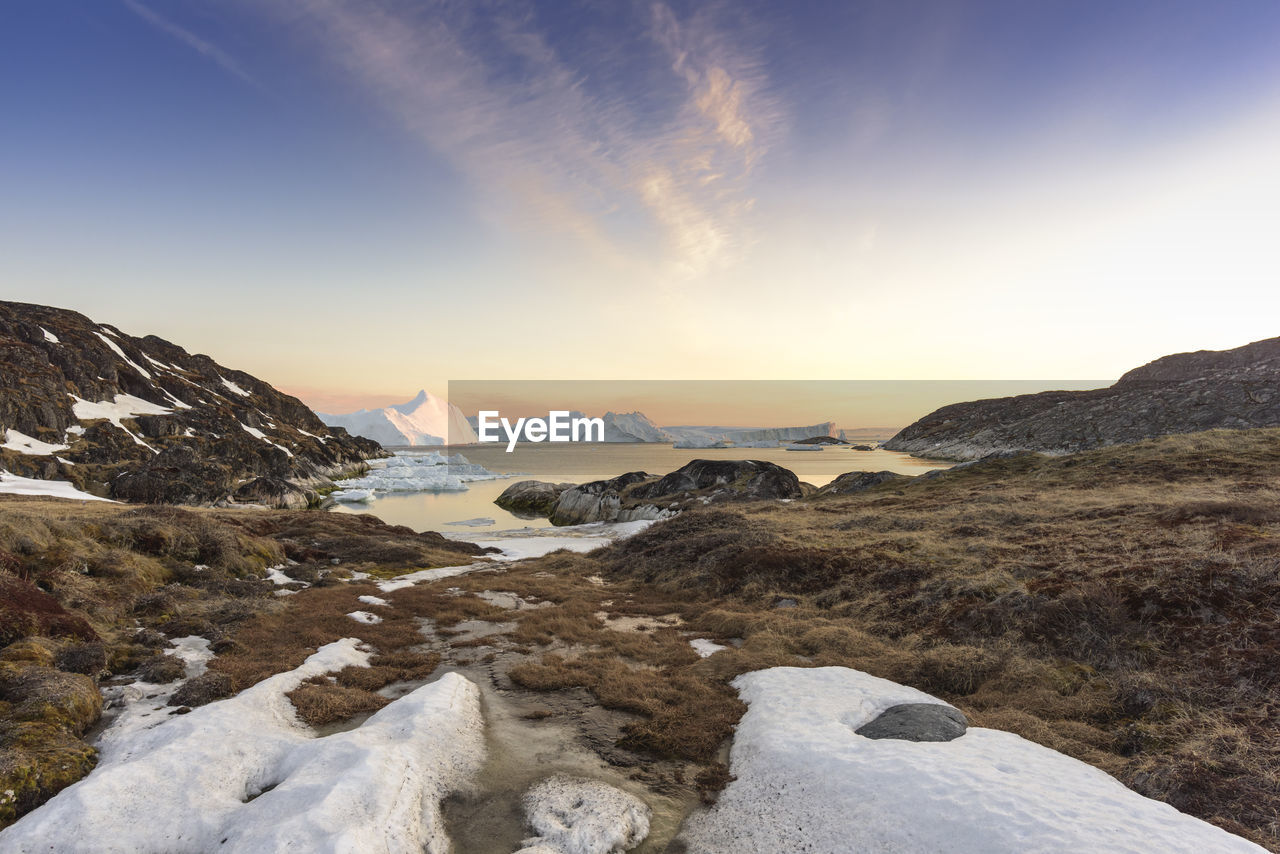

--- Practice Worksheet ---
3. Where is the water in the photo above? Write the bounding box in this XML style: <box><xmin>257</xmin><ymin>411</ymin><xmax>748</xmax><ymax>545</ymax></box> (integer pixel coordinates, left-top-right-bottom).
<box><xmin>331</xmin><ymin>442</ymin><xmax>946</xmax><ymax>533</ymax></box>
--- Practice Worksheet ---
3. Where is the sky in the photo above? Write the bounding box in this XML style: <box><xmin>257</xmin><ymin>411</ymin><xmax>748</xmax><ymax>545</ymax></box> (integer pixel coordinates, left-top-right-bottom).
<box><xmin>2</xmin><ymin>1</ymin><xmax>1278</xmax><ymax>414</ymax></box>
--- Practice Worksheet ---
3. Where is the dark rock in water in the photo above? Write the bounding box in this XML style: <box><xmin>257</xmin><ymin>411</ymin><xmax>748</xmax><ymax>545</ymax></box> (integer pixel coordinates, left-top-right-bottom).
<box><xmin>501</xmin><ymin>460</ymin><xmax>805</xmax><ymax>525</ymax></box>
<box><xmin>631</xmin><ymin>459</ymin><xmax>802</xmax><ymax>502</ymax></box>
<box><xmin>0</xmin><ymin>299</ymin><xmax>382</xmax><ymax>507</ymax></box>
<box><xmin>817</xmin><ymin>470</ymin><xmax>907</xmax><ymax>495</ymax></box>
<box><xmin>170</xmin><ymin>670</ymin><xmax>233</xmax><ymax>707</ymax></box>
<box><xmin>549</xmin><ymin>471</ymin><xmax>655</xmax><ymax>526</ymax></box>
<box><xmin>884</xmin><ymin>336</ymin><xmax>1280</xmax><ymax>461</ymax></box>
<box><xmin>850</xmin><ymin>444</ymin><xmax>874</xmax><ymax>451</ymax></box>
<box><xmin>792</xmin><ymin>435</ymin><xmax>847</xmax><ymax>445</ymax></box>
<box><xmin>494</xmin><ymin>480</ymin><xmax>576</xmax><ymax>517</ymax></box>
<box><xmin>855</xmin><ymin>703</ymin><xmax>968</xmax><ymax>742</ymax></box>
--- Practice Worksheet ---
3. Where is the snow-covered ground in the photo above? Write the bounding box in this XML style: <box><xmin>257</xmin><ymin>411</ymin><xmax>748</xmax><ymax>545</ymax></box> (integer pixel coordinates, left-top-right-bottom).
<box><xmin>0</xmin><ymin>470</ymin><xmax>111</xmax><ymax>501</ymax></box>
<box><xmin>330</xmin><ymin>451</ymin><xmax>508</xmax><ymax>500</ymax></box>
<box><xmin>678</xmin><ymin>666</ymin><xmax>1266</xmax><ymax>853</ymax></box>
<box><xmin>2</xmin><ymin>428</ymin><xmax>70</xmax><ymax>455</ymax></box>
<box><xmin>0</xmin><ymin>640</ymin><xmax>486</xmax><ymax>854</ymax></box>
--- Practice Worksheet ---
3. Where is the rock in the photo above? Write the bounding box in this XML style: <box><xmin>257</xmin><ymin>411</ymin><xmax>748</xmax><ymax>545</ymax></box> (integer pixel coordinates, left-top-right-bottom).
<box><xmin>850</xmin><ymin>444</ymin><xmax>874</xmax><ymax>451</ymax></box>
<box><xmin>774</xmin><ymin>598</ymin><xmax>798</xmax><ymax>609</ymax></box>
<box><xmin>549</xmin><ymin>472</ymin><xmax>654</xmax><ymax>526</ymax></box>
<box><xmin>884</xmin><ymin>336</ymin><xmax>1280</xmax><ymax>460</ymax></box>
<box><xmin>817</xmin><ymin>470</ymin><xmax>908</xmax><ymax>495</ymax></box>
<box><xmin>631</xmin><ymin>459</ymin><xmax>802</xmax><ymax>502</ymax></box>
<box><xmin>0</xmin><ymin>299</ymin><xmax>383</xmax><ymax>508</ymax></box>
<box><xmin>169</xmin><ymin>670</ymin><xmax>233</xmax><ymax>707</ymax></box>
<box><xmin>494</xmin><ymin>480</ymin><xmax>575</xmax><ymax>517</ymax></box>
<box><xmin>232</xmin><ymin>476</ymin><xmax>315</xmax><ymax>510</ymax></box>
<box><xmin>855</xmin><ymin>702</ymin><xmax>968</xmax><ymax>742</ymax></box>
<box><xmin>792</xmin><ymin>435</ymin><xmax>848</xmax><ymax>445</ymax></box>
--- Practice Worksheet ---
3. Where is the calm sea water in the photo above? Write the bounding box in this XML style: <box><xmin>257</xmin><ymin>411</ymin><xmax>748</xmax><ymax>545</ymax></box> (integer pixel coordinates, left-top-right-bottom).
<box><xmin>331</xmin><ymin>442</ymin><xmax>946</xmax><ymax>534</ymax></box>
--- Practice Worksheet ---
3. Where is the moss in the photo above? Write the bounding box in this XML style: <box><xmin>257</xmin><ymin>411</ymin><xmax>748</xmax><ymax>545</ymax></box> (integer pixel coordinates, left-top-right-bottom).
<box><xmin>0</xmin><ymin>721</ymin><xmax>98</xmax><ymax>827</ymax></box>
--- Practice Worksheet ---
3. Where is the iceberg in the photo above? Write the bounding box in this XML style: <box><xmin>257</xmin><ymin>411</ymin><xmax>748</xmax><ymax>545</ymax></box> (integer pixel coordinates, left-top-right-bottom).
<box><xmin>318</xmin><ymin>390</ymin><xmax>478</xmax><ymax>447</ymax></box>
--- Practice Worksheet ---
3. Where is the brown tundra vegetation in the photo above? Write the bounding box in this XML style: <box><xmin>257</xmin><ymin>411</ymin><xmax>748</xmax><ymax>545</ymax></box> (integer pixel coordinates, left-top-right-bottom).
<box><xmin>2</xmin><ymin>428</ymin><xmax>1279</xmax><ymax>849</ymax></box>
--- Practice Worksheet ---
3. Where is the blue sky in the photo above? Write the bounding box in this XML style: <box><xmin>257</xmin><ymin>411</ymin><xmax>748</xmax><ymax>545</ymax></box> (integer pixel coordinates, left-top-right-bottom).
<box><xmin>3</xmin><ymin>1</ymin><xmax>1279</xmax><ymax>410</ymax></box>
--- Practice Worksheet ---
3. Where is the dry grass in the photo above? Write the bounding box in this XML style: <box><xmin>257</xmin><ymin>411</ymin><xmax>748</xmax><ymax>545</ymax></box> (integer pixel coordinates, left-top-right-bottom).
<box><xmin>286</xmin><ymin>677</ymin><xmax>389</xmax><ymax>727</ymax></box>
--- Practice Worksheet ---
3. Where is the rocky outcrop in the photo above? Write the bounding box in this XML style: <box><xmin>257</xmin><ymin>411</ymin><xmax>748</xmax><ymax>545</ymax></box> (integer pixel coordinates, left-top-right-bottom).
<box><xmin>494</xmin><ymin>480</ymin><xmax>576</xmax><ymax>518</ymax></box>
<box><xmin>884</xmin><ymin>336</ymin><xmax>1280</xmax><ymax>460</ymax></box>
<box><xmin>0</xmin><ymin>301</ymin><xmax>382</xmax><ymax>506</ymax></box>
<box><xmin>792</xmin><ymin>435</ymin><xmax>847</xmax><ymax>445</ymax></box>
<box><xmin>630</xmin><ymin>459</ymin><xmax>802</xmax><ymax>502</ymax></box>
<box><xmin>548</xmin><ymin>472</ymin><xmax>654</xmax><ymax>526</ymax></box>
<box><xmin>504</xmin><ymin>460</ymin><xmax>805</xmax><ymax>525</ymax></box>
<box><xmin>816</xmin><ymin>470</ymin><xmax>908</xmax><ymax>495</ymax></box>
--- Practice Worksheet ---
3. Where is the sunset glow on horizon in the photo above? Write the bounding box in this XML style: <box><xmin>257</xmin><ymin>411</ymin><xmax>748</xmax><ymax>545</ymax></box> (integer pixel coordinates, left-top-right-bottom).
<box><xmin>4</xmin><ymin>1</ymin><xmax>1278</xmax><ymax>411</ymax></box>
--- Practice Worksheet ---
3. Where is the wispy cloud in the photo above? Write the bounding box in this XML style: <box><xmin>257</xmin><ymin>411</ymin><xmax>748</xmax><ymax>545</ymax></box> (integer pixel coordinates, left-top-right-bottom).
<box><xmin>265</xmin><ymin>0</ymin><xmax>781</xmax><ymax>276</ymax></box>
<box><xmin>121</xmin><ymin>0</ymin><xmax>257</xmax><ymax>87</ymax></box>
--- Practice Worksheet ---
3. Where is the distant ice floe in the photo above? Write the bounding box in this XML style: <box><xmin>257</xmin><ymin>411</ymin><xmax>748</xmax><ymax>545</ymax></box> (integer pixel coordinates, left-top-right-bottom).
<box><xmin>678</xmin><ymin>666</ymin><xmax>1266</xmax><ymax>854</ymax></box>
<box><xmin>330</xmin><ymin>451</ymin><xmax>508</xmax><ymax>501</ymax></box>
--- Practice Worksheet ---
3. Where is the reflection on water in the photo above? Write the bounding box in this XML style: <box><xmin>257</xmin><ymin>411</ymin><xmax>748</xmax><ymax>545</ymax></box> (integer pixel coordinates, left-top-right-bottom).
<box><xmin>332</xmin><ymin>443</ymin><xmax>947</xmax><ymax>533</ymax></box>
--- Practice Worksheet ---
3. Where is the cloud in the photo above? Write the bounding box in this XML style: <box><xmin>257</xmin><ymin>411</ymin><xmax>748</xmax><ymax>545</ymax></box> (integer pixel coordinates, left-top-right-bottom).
<box><xmin>121</xmin><ymin>0</ymin><xmax>257</xmax><ymax>87</ymax></box>
<box><xmin>264</xmin><ymin>0</ymin><xmax>782</xmax><ymax>276</ymax></box>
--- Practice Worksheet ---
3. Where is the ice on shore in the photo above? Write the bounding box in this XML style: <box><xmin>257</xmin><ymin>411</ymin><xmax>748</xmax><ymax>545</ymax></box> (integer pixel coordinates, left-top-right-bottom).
<box><xmin>334</xmin><ymin>451</ymin><xmax>507</xmax><ymax>497</ymax></box>
<box><xmin>515</xmin><ymin>775</ymin><xmax>651</xmax><ymax>854</ymax></box>
<box><xmin>679</xmin><ymin>666</ymin><xmax>1266</xmax><ymax>853</ymax></box>
<box><xmin>0</xmin><ymin>640</ymin><xmax>486</xmax><ymax>854</ymax></box>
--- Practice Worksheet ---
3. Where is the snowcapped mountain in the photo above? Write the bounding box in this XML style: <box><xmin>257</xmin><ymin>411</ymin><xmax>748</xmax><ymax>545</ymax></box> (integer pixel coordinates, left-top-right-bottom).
<box><xmin>317</xmin><ymin>391</ymin><xmax>478</xmax><ymax>447</ymax></box>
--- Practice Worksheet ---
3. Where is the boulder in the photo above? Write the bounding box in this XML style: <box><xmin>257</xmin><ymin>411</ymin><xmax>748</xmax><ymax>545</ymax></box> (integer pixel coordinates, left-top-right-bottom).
<box><xmin>549</xmin><ymin>472</ymin><xmax>654</xmax><ymax>526</ymax></box>
<box><xmin>630</xmin><ymin>459</ymin><xmax>802</xmax><ymax>502</ymax></box>
<box><xmin>855</xmin><ymin>702</ymin><xmax>968</xmax><ymax>742</ymax></box>
<box><xmin>495</xmin><ymin>480</ymin><xmax>576</xmax><ymax>517</ymax></box>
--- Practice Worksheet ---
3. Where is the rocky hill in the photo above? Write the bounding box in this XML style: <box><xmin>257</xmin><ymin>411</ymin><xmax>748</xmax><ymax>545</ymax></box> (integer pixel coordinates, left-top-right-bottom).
<box><xmin>884</xmin><ymin>336</ymin><xmax>1280</xmax><ymax>460</ymax></box>
<box><xmin>0</xmin><ymin>301</ymin><xmax>381</xmax><ymax>506</ymax></box>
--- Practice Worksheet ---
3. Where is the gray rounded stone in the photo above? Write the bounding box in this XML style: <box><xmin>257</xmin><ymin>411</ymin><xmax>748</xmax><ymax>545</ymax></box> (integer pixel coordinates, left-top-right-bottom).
<box><xmin>855</xmin><ymin>703</ymin><xmax>968</xmax><ymax>742</ymax></box>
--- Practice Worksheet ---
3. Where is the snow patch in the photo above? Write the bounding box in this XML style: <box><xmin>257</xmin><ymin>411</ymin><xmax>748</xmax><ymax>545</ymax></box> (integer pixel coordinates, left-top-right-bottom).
<box><xmin>220</xmin><ymin>375</ymin><xmax>251</xmax><ymax>396</ymax></box>
<box><xmin>94</xmin><ymin>331</ymin><xmax>151</xmax><ymax>379</ymax></box>
<box><xmin>241</xmin><ymin>423</ymin><xmax>294</xmax><ymax>457</ymax></box>
<box><xmin>0</xmin><ymin>470</ymin><xmax>110</xmax><ymax>502</ymax></box>
<box><xmin>678</xmin><ymin>666</ymin><xmax>1266</xmax><ymax>853</ymax></box>
<box><xmin>95</xmin><ymin>636</ymin><xmax>213</xmax><ymax>752</ymax></box>
<box><xmin>689</xmin><ymin>638</ymin><xmax>728</xmax><ymax>658</ymax></box>
<box><xmin>357</xmin><ymin>595</ymin><xmax>389</xmax><ymax>607</ymax></box>
<box><xmin>2</xmin><ymin>429</ymin><xmax>69</xmax><ymax>456</ymax></box>
<box><xmin>0</xmin><ymin>642</ymin><xmax>486</xmax><ymax>854</ymax></box>
<box><xmin>516</xmin><ymin>776</ymin><xmax>651</xmax><ymax>854</ymax></box>
<box><xmin>71</xmin><ymin>394</ymin><xmax>171</xmax><ymax>452</ymax></box>
<box><xmin>39</xmin><ymin>326</ymin><xmax>59</xmax><ymax>343</ymax></box>
<box><xmin>347</xmin><ymin>610</ymin><xmax>383</xmax><ymax>624</ymax></box>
